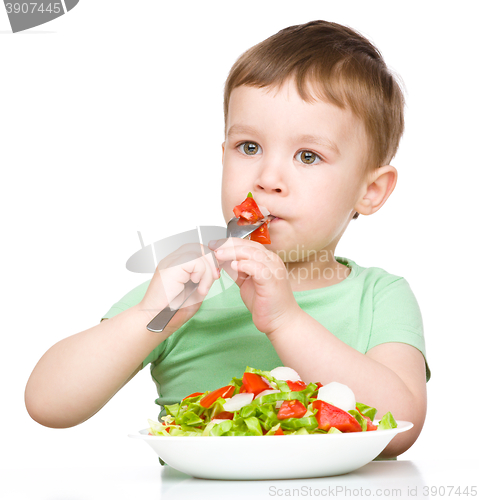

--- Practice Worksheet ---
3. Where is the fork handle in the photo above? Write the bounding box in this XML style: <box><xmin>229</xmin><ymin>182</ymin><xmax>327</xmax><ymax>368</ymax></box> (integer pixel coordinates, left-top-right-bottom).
<box><xmin>146</xmin><ymin>280</ymin><xmax>199</xmax><ymax>332</ymax></box>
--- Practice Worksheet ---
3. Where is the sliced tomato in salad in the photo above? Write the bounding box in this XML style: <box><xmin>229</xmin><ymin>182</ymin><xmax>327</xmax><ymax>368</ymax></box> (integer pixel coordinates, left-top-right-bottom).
<box><xmin>199</xmin><ymin>385</ymin><xmax>235</xmax><ymax>408</ymax></box>
<box><xmin>233</xmin><ymin>193</ymin><xmax>264</xmax><ymax>222</ymax></box>
<box><xmin>241</xmin><ymin>372</ymin><xmax>271</xmax><ymax>397</ymax></box>
<box><xmin>313</xmin><ymin>400</ymin><xmax>362</xmax><ymax>432</ymax></box>
<box><xmin>274</xmin><ymin>426</ymin><xmax>285</xmax><ymax>435</ymax></box>
<box><xmin>182</xmin><ymin>392</ymin><xmax>203</xmax><ymax>401</ymax></box>
<box><xmin>214</xmin><ymin>411</ymin><xmax>234</xmax><ymax>420</ymax></box>
<box><xmin>277</xmin><ymin>400</ymin><xmax>307</xmax><ymax>420</ymax></box>
<box><xmin>286</xmin><ymin>380</ymin><xmax>307</xmax><ymax>391</ymax></box>
<box><xmin>164</xmin><ymin>420</ymin><xmax>176</xmax><ymax>433</ymax></box>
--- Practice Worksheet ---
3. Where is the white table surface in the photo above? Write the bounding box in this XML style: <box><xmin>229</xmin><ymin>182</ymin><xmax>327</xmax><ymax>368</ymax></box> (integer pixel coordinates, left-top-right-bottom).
<box><xmin>3</xmin><ymin>459</ymin><xmax>478</xmax><ymax>500</ymax></box>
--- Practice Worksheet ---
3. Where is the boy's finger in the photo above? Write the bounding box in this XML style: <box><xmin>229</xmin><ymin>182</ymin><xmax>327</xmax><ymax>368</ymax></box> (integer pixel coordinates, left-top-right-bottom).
<box><xmin>232</xmin><ymin>259</ymin><xmax>276</xmax><ymax>287</ymax></box>
<box><xmin>214</xmin><ymin>244</ymin><xmax>271</xmax><ymax>266</ymax></box>
<box><xmin>219</xmin><ymin>259</ymin><xmax>250</xmax><ymax>289</ymax></box>
<box><xmin>208</xmin><ymin>238</ymin><xmax>226</xmax><ymax>250</ymax></box>
<box><xmin>204</xmin><ymin>248</ymin><xmax>221</xmax><ymax>277</ymax></box>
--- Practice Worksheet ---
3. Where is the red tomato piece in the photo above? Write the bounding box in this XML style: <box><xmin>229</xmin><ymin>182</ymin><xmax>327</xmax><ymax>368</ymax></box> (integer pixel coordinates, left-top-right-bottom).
<box><xmin>315</xmin><ymin>382</ymin><xmax>323</xmax><ymax>389</ymax></box>
<box><xmin>277</xmin><ymin>400</ymin><xmax>307</xmax><ymax>420</ymax></box>
<box><xmin>233</xmin><ymin>195</ymin><xmax>264</xmax><ymax>222</ymax></box>
<box><xmin>242</xmin><ymin>372</ymin><xmax>271</xmax><ymax>397</ymax></box>
<box><xmin>250</xmin><ymin>223</ymin><xmax>271</xmax><ymax>244</ymax></box>
<box><xmin>287</xmin><ymin>380</ymin><xmax>307</xmax><ymax>391</ymax></box>
<box><xmin>366</xmin><ymin>420</ymin><xmax>378</xmax><ymax>431</ymax></box>
<box><xmin>199</xmin><ymin>385</ymin><xmax>235</xmax><ymax>408</ymax></box>
<box><xmin>312</xmin><ymin>400</ymin><xmax>362</xmax><ymax>432</ymax></box>
<box><xmin>274</xmin><ymin>427</ymin><xmax>285</xmax><ymax>435</ymax></box>
<box><xmin>165</xmin><ymin>420</ymin><xmax>176</xmax><ymax>433</ymax></box>
<box><xmin>182</xmin><ymin>392</ymin><xmax>204</xmax><ymax>401</ymax></box>
<box><xmin>214</xmin><ymin>411</ymin><xmax>234</xmax><ymax>420</ymax></box>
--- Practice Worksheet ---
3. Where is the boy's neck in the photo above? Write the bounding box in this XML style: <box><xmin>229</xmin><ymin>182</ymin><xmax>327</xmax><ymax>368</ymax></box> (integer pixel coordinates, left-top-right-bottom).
<box><xmin>283</xmin><ymin>258</ymin><xmax>351</xmax><ymax>292</ymax></box>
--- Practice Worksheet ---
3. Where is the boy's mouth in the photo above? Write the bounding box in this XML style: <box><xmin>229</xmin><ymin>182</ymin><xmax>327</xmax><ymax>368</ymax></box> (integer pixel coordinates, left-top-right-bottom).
<box><xmin>258</xmin><ymin>205</ymin><xmax>281</xmax><ymax>220</ymax></box>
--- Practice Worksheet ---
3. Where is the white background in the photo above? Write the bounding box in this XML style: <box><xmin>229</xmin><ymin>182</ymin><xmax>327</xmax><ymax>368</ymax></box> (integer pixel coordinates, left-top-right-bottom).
<box><xmin>1</xmin><ymin>0</ymin><xmax>478</xmax><ymax>476</ymax></box>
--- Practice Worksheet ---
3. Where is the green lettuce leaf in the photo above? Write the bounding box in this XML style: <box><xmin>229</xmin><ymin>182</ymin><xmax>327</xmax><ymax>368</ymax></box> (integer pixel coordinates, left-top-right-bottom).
<box><xmin>280</xmin><ymin>415</ymin><xmax>318</xmax><ymax>431</ymax></box>
<box><xmin>328</xmin><ymin>427</ymin><xmax>342</xmax><ymax>434</ymax></box>
<box><xmin>244</xmin><ymin>366</ymin><xmax>273</xmax><ymax>381</ymax></box>
<box><xmin>244</xmin><ymin>417</ymin><xmax>263</xmax><ymax>436</ymax></box>
<box><xmin>208</xmin><ymin>419</ymin><xmax>234</xmax><ymax>436</ymax></box>
<box><xmin>348</xmin><ymin>409</ymin><xmax>367</xmax><ymax>431</ymax></box>
<box><xmin>164</xmin><ymin>403</ymin><xmax>180</xmax><ymax>418</ymax></box>
<box><xmin>176</xmin><ymin>410</ymin><xmax>203</xmax><ymax>427</ymax></box>
<box><xmin>254</xmin><ymin>390</ymin><xmax>308</xmax><ymax>406</ymax></box>
<box><xmin>356</xmin><ymin>402</ymin><xmax>377</xmax><ymax>421</ymax></box>
<box><xmin>378</xmin><ymin>412</ymin><xmax>397</xmax><ymax>430</ymax></box>
<box><xmin>292</xmin><ymin>427</ymin><xmax>309</xmax><ymax>435</ymax></box>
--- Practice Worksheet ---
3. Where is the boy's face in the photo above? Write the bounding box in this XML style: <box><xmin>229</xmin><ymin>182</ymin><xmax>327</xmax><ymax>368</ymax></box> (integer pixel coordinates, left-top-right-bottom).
<box><xmin>221</xmin><ymin>79</ymin><xmax>371</xmax><ymax>261</ymax></box>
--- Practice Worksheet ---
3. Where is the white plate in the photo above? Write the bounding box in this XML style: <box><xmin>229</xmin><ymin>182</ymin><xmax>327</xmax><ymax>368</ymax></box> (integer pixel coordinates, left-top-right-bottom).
<box><xmin>129</xmin><ymin>421</ymin><xmax>413</xmax><ymax>480</ymax></box>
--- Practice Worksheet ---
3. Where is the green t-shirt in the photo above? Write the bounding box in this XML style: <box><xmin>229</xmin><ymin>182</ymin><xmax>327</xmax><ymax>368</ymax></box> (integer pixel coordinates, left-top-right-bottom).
<box><xmin>102</xmin><ymin>257</ymin><xmax>430</xmax><ymax>413</ymax></box>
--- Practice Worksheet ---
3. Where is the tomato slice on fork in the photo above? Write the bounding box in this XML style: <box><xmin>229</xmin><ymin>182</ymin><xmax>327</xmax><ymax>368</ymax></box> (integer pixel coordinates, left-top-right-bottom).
<box><xmin>250</xmin><ymin>223</ymin><xmax>271</xmax><ymax>244</ymax></box>
<box><xmin>233</xmin><ymin>193</ymin><xmax>264</xmax><ymax>222</ymax></box>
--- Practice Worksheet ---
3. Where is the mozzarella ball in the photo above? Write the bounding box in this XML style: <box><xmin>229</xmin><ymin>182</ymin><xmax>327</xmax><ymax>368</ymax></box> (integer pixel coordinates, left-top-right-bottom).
<box><xmin>316</xmin><ymin>382</ymin><xmax>356</xmax><ymax>412</ymax></box>
<box><xmin>270</xmin><ymin>366</ymin><xmax>302</xmax><ymax>382</ymax></box>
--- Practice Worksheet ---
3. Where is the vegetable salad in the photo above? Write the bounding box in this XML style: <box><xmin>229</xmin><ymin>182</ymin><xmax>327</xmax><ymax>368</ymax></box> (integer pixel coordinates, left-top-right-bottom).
<box><xmin>148</xmin><ymin>366</ymin><xmax>397</xmax><ymax>437</ymax></box>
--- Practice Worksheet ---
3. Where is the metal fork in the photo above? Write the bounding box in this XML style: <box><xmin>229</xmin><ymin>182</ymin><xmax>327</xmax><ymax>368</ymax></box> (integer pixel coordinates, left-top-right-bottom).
<box><xmin>146</xmin><ymin>216</ymin><xmax>274</xmax><ymax>332</ymax></box>
<box><xmin>227</xmin><ymin>215</ymin><xmax>275</xmax><ymax>238</ymax></box>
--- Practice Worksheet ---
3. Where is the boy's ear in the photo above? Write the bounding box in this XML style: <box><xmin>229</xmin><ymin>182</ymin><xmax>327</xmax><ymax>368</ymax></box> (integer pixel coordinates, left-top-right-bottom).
<box><xmin>221</xmin><ymin>142</ymin><xmax>225</xmax><ymax>164</ymax></box>
<box><xmin>354</xmin><ymin>165</ymin><xmax>398</xmax><ymax>216</ymax></box>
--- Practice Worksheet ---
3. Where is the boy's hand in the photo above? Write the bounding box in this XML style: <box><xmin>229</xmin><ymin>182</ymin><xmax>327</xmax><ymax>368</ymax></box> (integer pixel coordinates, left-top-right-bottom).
<box><xmin>139</xmin><ymin>243</ymin><xmax>220</xmax><ymax>333</ymax></box>
<box><xmin>209</xmin><ymin>238</ymin><xmax>301</xmax><ymax>336</ymax></box>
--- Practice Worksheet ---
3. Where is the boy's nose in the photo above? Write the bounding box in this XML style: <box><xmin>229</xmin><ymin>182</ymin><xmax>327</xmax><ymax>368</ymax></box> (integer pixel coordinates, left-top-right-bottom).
<box><xmin>257</xmin><ymin>184</ymin><xmax>282</xmax><ymax>193</ymax></box>
<box><xmin>255</xmin><ymin>162</ymin><xmax>287</xmax><ymax>194</ymax></box>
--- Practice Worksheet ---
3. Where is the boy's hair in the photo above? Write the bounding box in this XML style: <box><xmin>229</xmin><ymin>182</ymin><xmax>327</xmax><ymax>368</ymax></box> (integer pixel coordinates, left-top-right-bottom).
<box><xmin>223</xmin><ymin>21</ymin><xmax>405</xmax><ymax>218</ymax></box>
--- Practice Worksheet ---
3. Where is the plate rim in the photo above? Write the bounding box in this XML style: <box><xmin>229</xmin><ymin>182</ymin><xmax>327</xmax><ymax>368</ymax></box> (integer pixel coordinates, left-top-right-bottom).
<box><xmin>129</xmin><ymin>420</ymin><xmax>413</xmax><ymax>440</ymax></box>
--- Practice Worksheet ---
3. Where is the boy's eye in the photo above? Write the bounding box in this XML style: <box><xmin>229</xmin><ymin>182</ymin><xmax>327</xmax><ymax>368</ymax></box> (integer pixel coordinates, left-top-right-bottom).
<box><xmin>239</xmin><ymin>142</ymin><xmax>262</xmax><ymax>156</ymax></box>
<box><xmin>296</xmin><ymin>150</ymin><xmax>322</xmax><ymax>165</ymax></box>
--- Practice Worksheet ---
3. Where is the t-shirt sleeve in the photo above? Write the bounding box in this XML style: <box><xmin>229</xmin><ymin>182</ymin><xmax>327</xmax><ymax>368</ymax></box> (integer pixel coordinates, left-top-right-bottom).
<box><xmin>101</xmin><ymin>280</ymin><xmax>150</xmax><ymax>320</ymax></box>
<box><xmin>367</xmin><ymin>277</ymin><xmax>431</xmax><ymax>381</ymax></box>
<box><xmin>100</xmin><ymin>280</ymin><xmax>166</xmax><ymax>369</ymax></box>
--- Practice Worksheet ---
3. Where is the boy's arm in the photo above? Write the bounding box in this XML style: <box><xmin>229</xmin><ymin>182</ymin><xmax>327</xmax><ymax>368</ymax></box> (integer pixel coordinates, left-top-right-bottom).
<box><xmin>25</xmin><ymin>243</ymin><xmax>220</xmax><ymax>429</ymax></box>
<box><xmin>268</xmin><ymin>312</ymin><xmax>427</xmax><ymax>458</ymax></box>
<box><xmin>24</xmin><ymin>305</ymin><xmax>168</xmax><ymax>428</ymax></box>
<box><xmin>366</xmin><ymin>342</ymin><xmax>427</xmax><ymax>458</ymax></box>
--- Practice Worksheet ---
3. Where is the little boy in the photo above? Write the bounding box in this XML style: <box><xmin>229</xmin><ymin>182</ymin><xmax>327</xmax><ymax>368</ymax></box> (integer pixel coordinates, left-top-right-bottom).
<box><xmin>25</xmin><ymin>21</ymin><xmax>429</xmax><ymax>459</ymax></box>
